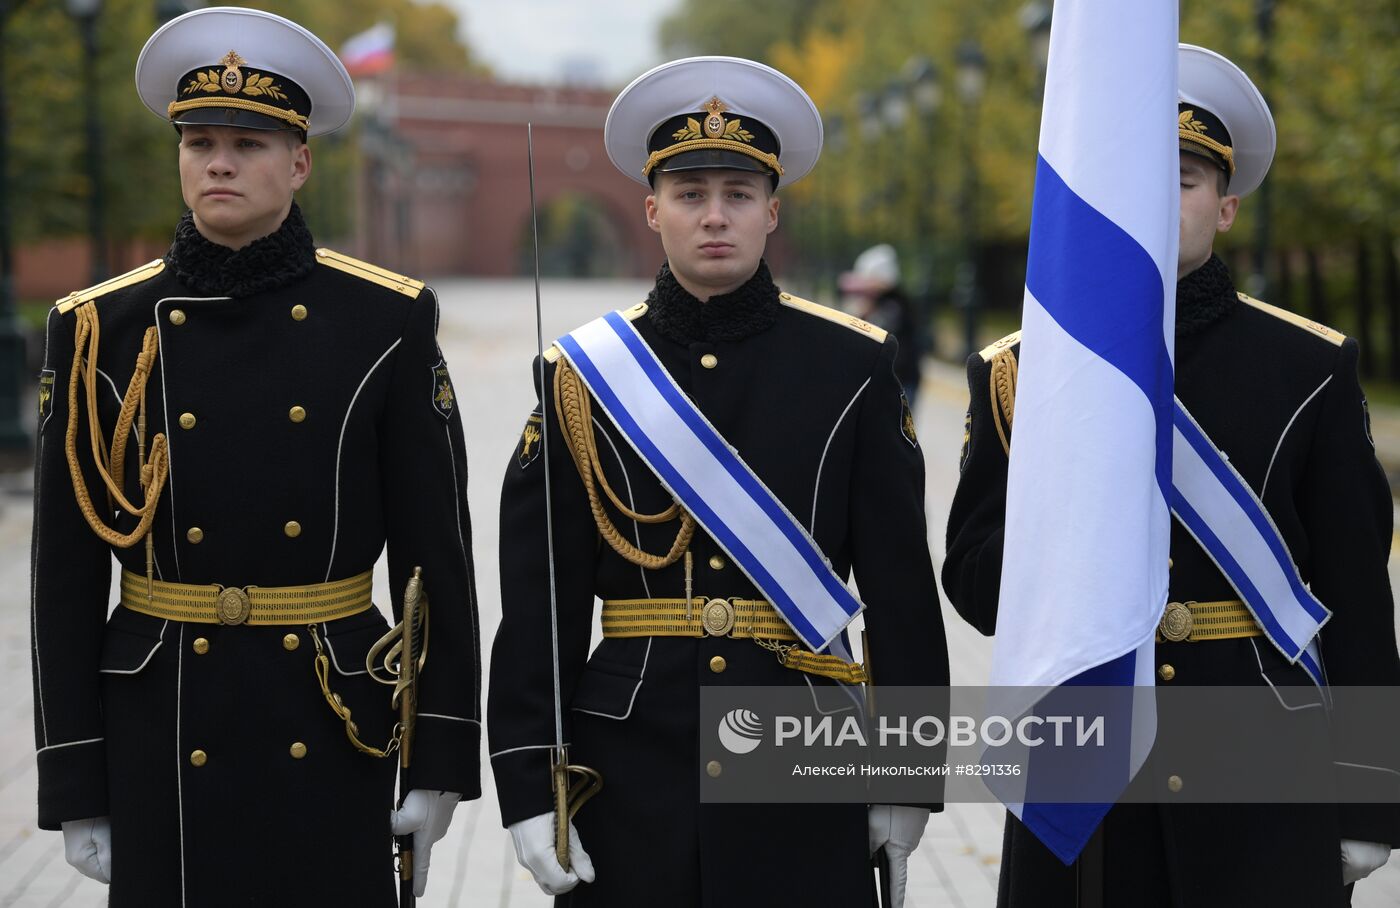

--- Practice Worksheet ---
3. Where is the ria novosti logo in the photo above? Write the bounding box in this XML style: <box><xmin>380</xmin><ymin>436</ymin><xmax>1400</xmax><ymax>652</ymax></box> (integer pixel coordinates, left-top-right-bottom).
<box><xmin>717</xmin><ymin>709</ymin><xmax>764</xmax><ymax>754</ymax></box>
<box><xmin>715</xmin><ymin>705</ymin><xmax>1106</xmax><ymax>752</ymax></box>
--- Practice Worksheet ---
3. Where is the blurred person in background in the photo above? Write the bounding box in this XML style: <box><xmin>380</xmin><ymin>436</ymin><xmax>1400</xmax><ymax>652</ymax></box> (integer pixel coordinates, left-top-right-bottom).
<box><xmin>840</xmin><ymin>243</ymin><xmax>924</xmax><ymax>407</ymax></box>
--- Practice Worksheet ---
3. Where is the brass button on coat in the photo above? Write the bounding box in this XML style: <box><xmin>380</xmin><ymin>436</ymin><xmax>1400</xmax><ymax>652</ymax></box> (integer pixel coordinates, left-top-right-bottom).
<box><xmin>708</xmin><ymin>555</ymin><xmax>725</xmax><ymax>571</ymax></box>
<box><xmin>190</xmin><ymin>749</ymin><xmax>207</xmax><ymax>767</ymax></box>
<box><xmin>1157</xmin><ymin>664</ymin><xmax>1176</xmax><ymax>682</ymax></box>
<box><xmin>709</xmin><ymin>656</ymin><xmax>727</xmax><ymax>674</ymax></box>
<box><xmin>283</xmin><ymin>633</ymin><xmax>300</xmax><ymax>652</ymax></box>
<box><xmin>168</xmin><ymin>309</ymin><xmax>186</xmax><ymax>326</ymax></box>
<box><xmin>284</xmin><ymin>521</ymin><xmax>302</xmax><ymax>538</ymax></box>
<box><xmin>178</xmin><ymin>412</ymin><xmax>196</xmax><ymax>430</ymax></box>
<box><xmin>700</xmin><ymin>353</ymin><xmax>718</xmax><ymax>369</ymax></box>
<box><xmin>1167</xmin><ymin>774</ymin><xmax>1183</xmax><ymax>793</ymax></box>
<box><xmin>290</xmin><ymin>742</ymin><xmax>308</xmax><ymax>759</ymax></box>
<box><xmin>192</xmin><ymin>637</ymin><xmax>209</xmax><ymax>655</ymax></box>
<box><xmin>706</xmin><ymin>760</ymin><xmax>723</xmax><ymax>777</ymax></box>
<box><xmin>186</xmin><ymin>527</ymin><xmax>204</xmax><ymax>544</ymax></box>
<box><xmin>291</xmin><ymin>304</ymin><xmax>308</xmax><ymax>321</ymax></box>
<box><xmin>288</xmin><ymin>406</ymin><xmax>306</xmax><ymax>423</ymax></box>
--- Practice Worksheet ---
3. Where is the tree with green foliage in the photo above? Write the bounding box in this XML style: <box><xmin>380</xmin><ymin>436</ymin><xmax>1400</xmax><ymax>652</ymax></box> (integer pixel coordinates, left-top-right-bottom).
<box><xmin>658</xmin><ymin>0</ymin><xmax>822</xmax><ymax>64</ymax></box>
<box><xmin>664</xmin><ymin>0</ymin><xmax>1398</xmax><ymax>362</ymax></box>
<box><xmin>1</xmin><ymin>0</ymin><xmax>482</xmax><ymax>258</ymax></box>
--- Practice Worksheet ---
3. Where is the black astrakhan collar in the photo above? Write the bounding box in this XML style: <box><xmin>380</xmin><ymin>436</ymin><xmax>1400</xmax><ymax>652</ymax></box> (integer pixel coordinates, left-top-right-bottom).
<box><xmin>1176</xmin><ymin>253</ymin><xmax>1238</xmax><ymax>337</ymax></box>
<box><xmin>646</xmin><ymin>259</ymin><xmax>782</xmax><ymax>345</ymax></box>
<box><xmin>166</xmin><ymin>202</ymin><xmax>317</xmax><ymax>298</ymax></box>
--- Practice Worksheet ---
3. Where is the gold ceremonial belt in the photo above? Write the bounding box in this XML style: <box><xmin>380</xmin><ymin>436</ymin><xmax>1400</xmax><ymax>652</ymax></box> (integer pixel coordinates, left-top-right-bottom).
<box><xmin>120</xmin><ymin>569</ymin><xmax>374</xmax><ymax>626</ymax></box>
<box><xmin>1156</xmin><ymin>599</ymin><xmax>1262</xmax><ymax>643</ymax></box>
<box><xmin>600</xmin><ymin>597</ymin><xmax>867</xmax><ymax>684</ymax></box>
<box><xmin>601</xmin><ymin>597</ymin><xmax>796</xmax><ymax>640</ymax></box>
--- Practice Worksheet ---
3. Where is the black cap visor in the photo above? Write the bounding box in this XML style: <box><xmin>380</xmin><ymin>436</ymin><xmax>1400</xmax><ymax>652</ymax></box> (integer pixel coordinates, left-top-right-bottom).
<box><xmin>1179</xmin><ymin>139</ymin><xmax>1230</xmax><ymax>176</ymax></box>
<box><xmin>650</xmin><ymin>148</ymin><xmax>776</xmax><ymax>186</ymax></box>
<box><xmin>173</xmin><ymin>106</ymin><xmax>295</xmax><ymax>132</ymax></box>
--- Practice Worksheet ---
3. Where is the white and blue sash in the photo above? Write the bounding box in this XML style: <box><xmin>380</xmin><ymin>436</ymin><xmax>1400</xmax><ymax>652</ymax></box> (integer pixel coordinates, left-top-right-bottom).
<box><xmin>556</xmin><ymin>310</ymin><xmax>863</xmax><ymax>653</ymax></box>
<box><xmin>1170</xmin><ymin>399</ymin><xmax>1330</xmax><ymax>687</ymax></box>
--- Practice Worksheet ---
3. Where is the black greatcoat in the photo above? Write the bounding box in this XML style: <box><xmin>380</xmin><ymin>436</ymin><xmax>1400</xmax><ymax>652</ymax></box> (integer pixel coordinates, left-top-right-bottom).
<box><xmin>30</xmin><ymin>208</ymin><xmax>481</xmax><ymax>907</ymax></box>
<box><xmin>942</xmin><ymin>256</ymin><xmax>1400</xmax><ymax>908</ymax></box>
<box><xmin>489</xmin><ymin>264</ymin><xmax>949</xmax><ymax>907</ymax></box>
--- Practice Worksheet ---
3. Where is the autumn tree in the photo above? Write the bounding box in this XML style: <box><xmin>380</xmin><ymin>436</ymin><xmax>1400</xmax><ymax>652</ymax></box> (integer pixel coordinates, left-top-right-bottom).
<box><xmin>2</xmin><ymin>0</ymin><xmax>482</xmax><ymax>254</ymax></box>
<box><xmin>674</xmin><ymin>0</ymin><xmax>1398</xmax><ymax>360</ymax></box>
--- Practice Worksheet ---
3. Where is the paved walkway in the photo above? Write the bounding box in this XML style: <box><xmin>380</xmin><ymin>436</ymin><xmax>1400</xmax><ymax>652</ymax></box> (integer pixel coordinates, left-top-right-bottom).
<box><xmin>2</xmin><ymin>278</ymin><xmax>1396</xmax><ymax>905</ymax></box>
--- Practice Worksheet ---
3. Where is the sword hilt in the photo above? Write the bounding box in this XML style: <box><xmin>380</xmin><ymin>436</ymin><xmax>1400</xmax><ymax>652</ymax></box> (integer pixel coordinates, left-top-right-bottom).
<box><xmin>550</xmin><ymin>745</ymin><xmax>602</xmax><ymax>870</ymax></box>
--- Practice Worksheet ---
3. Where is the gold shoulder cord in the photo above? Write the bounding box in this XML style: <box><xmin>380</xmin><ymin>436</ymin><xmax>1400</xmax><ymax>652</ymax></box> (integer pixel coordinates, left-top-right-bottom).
<box><xmin>989</xmin><ymin>348</ymin><xmax>1018</xmax><ymax>456</ymax></box>
<box><xmin>552</xmin><ymin>358</ymin><xmax>695</xmax><ymax>568</ymax></box>
<box><xmin>64</xmin><ymin>304</ymin><xmax>170</xmax><ymax>552</ymax></box>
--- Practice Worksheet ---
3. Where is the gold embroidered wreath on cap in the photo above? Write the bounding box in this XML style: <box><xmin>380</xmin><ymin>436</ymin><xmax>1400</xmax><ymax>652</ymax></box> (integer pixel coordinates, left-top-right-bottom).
<box><xmin>168</xmin><ymin>49</ymin><xmax>305</xmax><ymax>131</ymax></box>
<box><xmin>671</xmin><ymin>116</ymin><xmax>754</xmax><ymax>143</ymax></box>
<box><xmin>1178</xmin><ymin>108</ymin><xmax>1235</xmax><ymax>175</ymax></box>
<box><xmin>181</xmin><ymin>70</ymin><xmax>288</xmax><ymax>102</ymax></box>
<box><xmin>642</xmin><ymin>97</ymin><xmax>783</xmax><ymax>178</ymax></box>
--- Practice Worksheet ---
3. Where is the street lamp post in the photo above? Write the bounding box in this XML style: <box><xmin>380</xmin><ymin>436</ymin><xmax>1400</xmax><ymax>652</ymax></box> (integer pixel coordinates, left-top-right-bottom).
<box><xmin>154</xmin><ymin>0</ymin><xmax>191</xmax><ymax>23</ymax></box>
<box><xmin>1019</xmin><ymin>2</ymin><xmax>1053</xmax><ymax>90</ymax></box>
<box><xmin>0</xmin><ymin>0</ymin><xmax>33</xmax><ymax>453</ymax></box>
<box><xmin>879</xmin><ymin>78</ymin><xmax>909</xmax><ymax>243</ymax></box>
<box><xmin>901</xmin><ymin>55</ymin><xmax>941</xmax><ymax>358</ymax></box>
<box><xmin>955</xmin><ymin>39</ymin><xmax>987</xmax><ymax>359</ymax></box>
<box><xmin>66</xmin><ymin>0</ymin><xmax>106</xmax><ymax>285</ymax></box>
<box><xmin>1251</xmin><ymin>0</ymin><xmax>1275</xmax><ymax>300</ymax></box>
<box><xmin>820</xmin><ymin>113</ymin><xmax>847</xmax><ymax>298</ymax></box>
<box><xmin>855</xmin><ymin>91</ymin><xmax>884</xmax><ymax>239</ymax></box>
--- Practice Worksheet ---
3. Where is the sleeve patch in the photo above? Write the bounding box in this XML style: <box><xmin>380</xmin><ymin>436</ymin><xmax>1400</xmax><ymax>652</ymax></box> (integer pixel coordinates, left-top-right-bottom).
<box><xmin>430</xmin><ymin>359</ymin><xmax>456</xmax><ymax>420</ymax></box>
<box><xmin>519</xmin><ymin>413</ymin><xmax>543</xmax><ymax>469</ymax></box>
<box><xmin>38</xmin><ymin>370</ymin><xmax>55</xmax><ymax>424</ymax></box>
<box><xmin>900</xmin><ymin>393</ymin><xmax>918</xmax><ymax>448</ymax></box>
<box><xmin>960</xmin><ymin>410</ymin><xmax>972</xmax><ymax>471</ymax></box>
<box><xmin>1362</xmin><ymin>397</ymin><xmax>1374</xmax><ymax>447</ymax></box>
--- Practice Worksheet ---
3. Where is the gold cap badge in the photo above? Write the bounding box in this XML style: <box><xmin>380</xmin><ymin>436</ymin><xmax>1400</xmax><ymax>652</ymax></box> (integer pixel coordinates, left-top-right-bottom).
<box><xmin>220</xmin><ymin>50</ymin><xmax>247</xmax><ymax>94</ymax></box>
<box><xmin>703</xmin><ymin>96</ymin><xmax>727</xmax><ymax>138</ymax></box>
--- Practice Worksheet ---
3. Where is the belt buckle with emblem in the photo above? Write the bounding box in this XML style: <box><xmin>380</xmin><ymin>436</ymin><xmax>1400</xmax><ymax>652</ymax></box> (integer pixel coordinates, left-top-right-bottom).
<box><xmin>1159</xmin><ymin>601</ymin><xmax>1194</xmax><ymax>642</ymax></box>
<box><xmin>701</xmin><ymin>598</ymin><xmax>736</xmax><ymax>637</ymax></box>
<box><xmin>216</xmin><ymin>586</ymin><xmax>253</xmax><ymax>625</ymax></box>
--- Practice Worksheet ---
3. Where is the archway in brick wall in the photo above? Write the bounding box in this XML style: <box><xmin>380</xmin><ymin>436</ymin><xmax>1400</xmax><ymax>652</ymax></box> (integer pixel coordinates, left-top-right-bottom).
<box><xmin>515</xmin><ymin>191</ymin><xmax>638</xmax><ymax>278</ymax></box>
<box><xmin>354</xmin><ymin>76</ymin><xmax>663</xmax><ymax>279</ymax></box>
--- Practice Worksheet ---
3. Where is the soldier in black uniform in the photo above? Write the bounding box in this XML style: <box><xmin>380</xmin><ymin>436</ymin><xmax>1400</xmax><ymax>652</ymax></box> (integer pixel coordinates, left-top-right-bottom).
<box><xmin>488</xmin><ymin>57</ymin><xmax>948</xmax><ymax>906</ymax></box>
<box><xmin>31</xmin><ymin>9</ymin><xmax>479</xmax><ymax>905</ymax></box>
<box><xmin>943</xmin><ymin>44</ymin><xmax>1399</xmax><ymax>907</ymax></box>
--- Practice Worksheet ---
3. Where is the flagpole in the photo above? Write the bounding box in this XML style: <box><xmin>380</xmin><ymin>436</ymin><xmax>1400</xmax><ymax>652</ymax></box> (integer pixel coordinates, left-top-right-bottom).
<box><xmin>1075</xmin><ymin>823</ymin><xmax>1105</xmax><ymax>908</ymax></box>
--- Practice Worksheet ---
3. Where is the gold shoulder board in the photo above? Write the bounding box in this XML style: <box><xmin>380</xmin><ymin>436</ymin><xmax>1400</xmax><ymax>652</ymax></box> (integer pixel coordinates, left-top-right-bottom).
<box><xmin>544</xmin><ymin>302</ymin><xmax>648</xmax><ymax>364</ymax></box>
<box><xmin>778</xmin><ymin>292</ymin><xmax>887</xmax><ymax>343</ymax></box>
<box><xmin>1237</xmin><ymin>294</ymin><xmax>1344</xmax><ymax>347</ymax></box>
<box><xmin>315</xmin><ymin>248</ymin><xmax>425</xmax><ymax>299</ymax></box>
<box><xmin>56</xmin><ymin>259</ymin><xmax>166</xmax><ymax>315</ymax></box>
<box><xmin>978</xmin><ymin>330</ymin><xmax>1022</xmax><ymax>363</ymax></box>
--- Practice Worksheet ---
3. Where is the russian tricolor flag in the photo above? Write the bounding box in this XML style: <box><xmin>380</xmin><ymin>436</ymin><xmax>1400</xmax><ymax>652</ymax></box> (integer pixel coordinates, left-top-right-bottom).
<box><xmin>340</xmin><ymin>23</ymin><xmax>395</xmax><ymax>77</ymax></box>
<box><xmin>986</xmin><ymin>0</ymin><xmax>1179</xmax><ymax>864</ymax></box>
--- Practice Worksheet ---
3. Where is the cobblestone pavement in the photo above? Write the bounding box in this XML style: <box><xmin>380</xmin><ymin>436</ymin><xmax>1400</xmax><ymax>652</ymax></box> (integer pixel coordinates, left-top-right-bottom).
<box><xmin>2</xmin><ymin>278</ymin><xmax>1396</xmax><ymax>905</ymax></box>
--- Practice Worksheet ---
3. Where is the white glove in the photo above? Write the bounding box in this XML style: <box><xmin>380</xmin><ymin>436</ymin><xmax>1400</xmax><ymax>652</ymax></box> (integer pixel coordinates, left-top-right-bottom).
<box><xmin>60</xmin><ymin>816</ymin><xmax>112</xmax><ymax>884</ymax></box>
<box><xmin>1341</xmin><ymin>838</ymin><xmax>1391</xmax><ymax>885</ymax></box>
<box><xmin>508</xmin><ymin>811</ymin><xmax>596</xmax><ymax>896</ymax></box>
<box><xmin>869</xmin><ymin>805</ymin><xmax>930</xmax><ymax>908</ymax></box>
<box><xmin>389</xmin><ymin>789</ymin><xmax>460</xmax><ymax>898</ymax></box>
